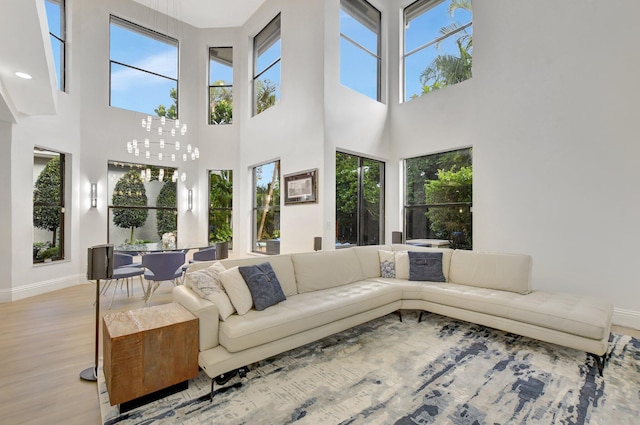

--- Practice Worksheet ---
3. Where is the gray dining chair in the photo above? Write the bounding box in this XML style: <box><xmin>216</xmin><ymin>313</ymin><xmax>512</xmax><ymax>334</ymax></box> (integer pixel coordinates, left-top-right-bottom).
<box><xmin>101</xmin><ymin>252</ymin><xmax>145</xmax><ymax>309</ymax></box>
<box><xmin>181</xmin><ymin>246</ymin><xmax>217</xmax><ymax>280</ymax></box>
<box><xmin>142</xmin><ymin>251</ymin><xmax>186</xmax><ymax>303</ymax></box>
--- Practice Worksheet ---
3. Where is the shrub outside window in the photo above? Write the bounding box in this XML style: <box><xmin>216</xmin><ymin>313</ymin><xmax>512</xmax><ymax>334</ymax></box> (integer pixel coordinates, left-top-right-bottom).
<box><xmin>45</xmin><ymin>0</ymin><xmax>65</xmax><ymax>91</ymax></box>
<box><xmin>340</xmin><ymin>0</ymin><xmax>381</xmax><ymax>101</ymax></box>
<box><xmin>107</xmin><ymin>161</ymin><xmax>178</xmax><ymax>250</ymax></box>
<box><xmin>209</xmin><ymin>47</ymin><xmax>233</xmax><ymax>124</ymax></box>
<box><xmin>253</xmin><ymin>161</ymin><xmax>280</xmax><ymax>254</ymax></box>
<box><xmin>209</xmin><ymin>170</ymin><xmax>233</xmax><ymax>247</ymax></box>
<box><xmin>253</xmin><ymin>14</ymin><xmax>281</xmax><ymax>116</ymax></box>
<box><xmin>404</xmin><ymin>147</ymin><xmax>472</xmax><ymax>249</ymax></box>
<box><xmin>403</xmin><ymin>0</ymin><xmax>472</xmax><ymax>101</ymax></box>
<box><xmin>109</xmin><ymin>16</ymin><xmax>179</xmax><ymax>117</ymax></box>
<box><xmin>33</xmin><ymin>149</ymin><xmax>65</xmax><ymax>263</ymax></box>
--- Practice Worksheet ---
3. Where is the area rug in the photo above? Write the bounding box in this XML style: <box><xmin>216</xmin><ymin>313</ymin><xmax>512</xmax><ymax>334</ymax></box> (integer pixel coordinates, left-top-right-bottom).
<box><xmin>99</xmin><ymin>311</ymin><xmax>639</xmax><ymax>424</ymax></box>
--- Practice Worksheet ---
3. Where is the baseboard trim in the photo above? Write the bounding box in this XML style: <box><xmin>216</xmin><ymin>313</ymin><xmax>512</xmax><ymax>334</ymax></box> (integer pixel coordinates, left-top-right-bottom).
<box><xmin>613</xmin><ymin>307</ymin><xmax>640</xmax><ymax>331</ymax></box>
<box><xmin>1</xmin><ymin>274</ymin><xmax>86</xmax><ymax>302</ymax></box>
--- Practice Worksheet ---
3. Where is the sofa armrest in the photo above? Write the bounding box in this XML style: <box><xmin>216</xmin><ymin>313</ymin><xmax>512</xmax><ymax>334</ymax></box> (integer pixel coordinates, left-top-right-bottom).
<box><xmin>173</xmin><ymin>285</ymin><xmax>219</xmax><ymax>351</ymax></box>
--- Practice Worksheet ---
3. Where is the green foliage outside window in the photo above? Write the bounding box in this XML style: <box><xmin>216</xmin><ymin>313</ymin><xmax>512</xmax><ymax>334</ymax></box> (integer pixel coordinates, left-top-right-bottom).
<box><xmin>255</xmin><ymin>79</ymin><xmax>277</xmax><ymax>114</ymax></box>
<box><xmin>112</xmin><ymin>170</ymin><xmax>148</xmax><ymax>244</ymax></box>
<box><xmin>155</xmin><ymin>87</ymin><xmax>178</xmax><ymax>119</ymax></box>
<box><xmin>209</xmin><ymin>171</ymin><xmax>233</xmax><ymax>243</ymax></box>
<box><xmin>210</xmin><ymin>83</ymin><xmax>233</xmax><ymax>124</ymax></box>
<box><xmin>156</xmin><ymin>180</ymin><xmax>177</xmax><ymax>238</ymax></box>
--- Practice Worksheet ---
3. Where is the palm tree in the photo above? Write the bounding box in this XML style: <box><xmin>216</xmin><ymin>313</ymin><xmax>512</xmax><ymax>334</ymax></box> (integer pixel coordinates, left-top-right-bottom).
<box><xmin>420</xmin><ymin>0</ymin><xmax>472</xmax><ymax>93</ymax></box>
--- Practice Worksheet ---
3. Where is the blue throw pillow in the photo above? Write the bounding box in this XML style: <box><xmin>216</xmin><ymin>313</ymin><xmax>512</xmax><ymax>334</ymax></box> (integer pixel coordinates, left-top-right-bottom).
<box><xmin>408</xmin><ymin>251</ymin><xmax>445</xmax><ymax>282</ymax></box>
<box><xmin>238</xmin><ymin>262</ymin><xmax>286</xmax><ymax>311</ymax></box>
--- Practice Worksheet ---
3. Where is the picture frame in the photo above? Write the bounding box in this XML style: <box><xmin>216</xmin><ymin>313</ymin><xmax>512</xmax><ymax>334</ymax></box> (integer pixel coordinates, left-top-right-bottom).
<box><xmin>284</xmin><ymin>169</ymin><xmax>318</xmax><ymax>205</ymax></box>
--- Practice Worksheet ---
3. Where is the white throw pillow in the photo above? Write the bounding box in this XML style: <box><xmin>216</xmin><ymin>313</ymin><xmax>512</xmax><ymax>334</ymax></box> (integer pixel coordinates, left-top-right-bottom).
<box><xmin>378</xmin><ymin>250</ymin><xmax>396</xmax><ymax>278</ymax></box>
<box><xmin>220</xmin><ymin>266</ymin><xmax>253</xmax><ymax>315</ymax></box>
<box><xmin>395</xmin><ymin>251</ymin><xmax>410</xmax><ymax>279</ymax></box>
<box><xmin>187</xmin><ymin>262</ymin><xmax>236</xmax><ymax>321</ymax></box>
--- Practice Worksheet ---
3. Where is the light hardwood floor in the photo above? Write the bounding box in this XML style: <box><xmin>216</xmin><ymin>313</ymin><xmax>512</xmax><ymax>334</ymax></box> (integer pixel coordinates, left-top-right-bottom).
<box><xmin>0</xmin><ymin>280</ymin><xmax>173</xmax><ymax>425</ymax></box>
<box><xmin>1</xmin><ymin>281</ymin><xmax>638</xmax><ymax>425</ymax></box>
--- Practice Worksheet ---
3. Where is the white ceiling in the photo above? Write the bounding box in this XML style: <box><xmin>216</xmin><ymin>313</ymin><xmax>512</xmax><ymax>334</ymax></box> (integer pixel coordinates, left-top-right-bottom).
<box><xmin>0</xmin><ymin>0</ymin><xmax>266</xmax><ymax>123</ymax></box>
<box><xmin>132</xmin><ymin>0</ymin><xmax>268</xmax><ymax>28</ymax></box>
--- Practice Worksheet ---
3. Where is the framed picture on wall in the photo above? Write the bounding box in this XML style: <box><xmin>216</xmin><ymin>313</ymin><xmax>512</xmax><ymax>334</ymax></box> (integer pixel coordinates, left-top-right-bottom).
<box><xmin>284</xmin><ymin>169</ymin><xmax>318</xmax><ymax>205</ymax></box>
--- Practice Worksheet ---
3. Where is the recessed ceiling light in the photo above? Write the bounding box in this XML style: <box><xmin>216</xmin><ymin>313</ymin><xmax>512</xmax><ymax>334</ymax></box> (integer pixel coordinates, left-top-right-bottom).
<box><xmin>15</xmin><ymin>72</ymin><xmax>33</xmax><ymax>80</ymax></box>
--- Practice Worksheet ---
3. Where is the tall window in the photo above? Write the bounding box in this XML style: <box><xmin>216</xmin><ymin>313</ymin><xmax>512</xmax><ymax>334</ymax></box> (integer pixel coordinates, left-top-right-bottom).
<box><xmin>107</xmin><ymin>161</ymin><xmax>178</xmax><ymax>249</ymax></box>
<box><xmin>336</xmin><ymin>152</ymin><xmax>385</xmax><ymax>247</ymax></box>
<box><xmin>253</xmin><ymin>14</ymin><xmax>281</xmax><ymax>116</ymax></box>
<box><xmin>403</xmin><ymin>0</ymin><xmax>472</xmax><ymax>101</ymax></box>
<box><xmin>45</xmin><ymin>0</ymin><xmax>65</xmax><ymax>91</ymax></box>
<box><xmin>253</xmin><ymin>161</ymin><xmax>280</xmax><ymax>254</ymax></box>
<box><xmin>209</xmin><ymin>170</ymin><xmax>233</xmax><ymax>246</ymax></box>
<box><xmin>209</xmin><ymin>47</ymin><xmax>233</xmax><ymax>124</ymax></box>
<box><xmin>340</xmin><ymin>0</ymin><xmax>381</xmax><ymax>101</ymax></box>
<box><xmin>404</xmin><ymin>147</ymin><xmax>472</xmax><ymax>249</ymax></box>
<box><xmin>109</xmin><ymin>16</ymin><xmax>179</xmax><ymax>117</ymax></box>
<box><xmin>33</xmin><ymin>149</ymin><xmax>65</xmax><ymax>263</ymax></box>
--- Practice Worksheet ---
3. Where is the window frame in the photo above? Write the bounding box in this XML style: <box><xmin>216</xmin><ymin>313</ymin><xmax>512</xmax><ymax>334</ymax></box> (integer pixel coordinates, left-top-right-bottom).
<box><xmin>403</xmin><ymin>147</ymin><xmax>473</xmax><ymax>249</ymax></box>
<box><xmin>33</xmin><ymin>149</ymin><xmax>65</xmax><ymax>263</ymax></box>
<box><xmin>335</xmin><ymin>151</ymin><xmax>385</xmax><ymax>247</ymax></box>
<box><xmin>208</xmin><ymin>169</ymin><xmax>233</xmax><ymax>247</ymax></box>
<box><xmin>45</xmin><ymin>0</ymin><xmax>66</xmax><ymax>92</ymax></box>
<box><xmin>209</xmin><ymin>47</ymin><xmax>234</xmax><ymax>125</ymax></box>
<box><xmin>252</xmin><ymin>14</ymin><xmax>282</xmax><ymax>116</ymax></box>
<box><xmin>402</xmin><ymin>0</ymin><xmax>473</xmax><ymax>102</ymax></box>
<box><xmin>252</xmin><ymin>160</ymin><xmax>281</xmax><ymax>255</ymax></box>
<box><xmin>106</xmin><ymin>161</ymin><xmax>179</xmax><ymax>249</ymax></box>
<box><xmin>339</xmin><ymin>0</ymin><xmax>382</xmax><ymax>101</ymax></box>
<box><xmin>109</xmin><ymin>15</ymin><xmax>180</xmax><ymax>117</ymax></box>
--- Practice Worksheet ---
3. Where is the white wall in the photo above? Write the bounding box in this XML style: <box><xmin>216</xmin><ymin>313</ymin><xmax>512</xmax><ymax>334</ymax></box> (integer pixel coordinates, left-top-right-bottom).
<box><xmin>389</xmin><ymin>1</ymin><xmax>640</xmax><ymax>326</ymax></box>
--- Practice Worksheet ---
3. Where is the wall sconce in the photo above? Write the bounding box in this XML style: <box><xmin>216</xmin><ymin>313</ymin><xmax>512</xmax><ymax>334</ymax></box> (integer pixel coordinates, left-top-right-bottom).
<box><xmin>187</xmin><ymin>189</ymin><xmax>193</xmax><ymax>211</ymax></box>
<box><xmin>90</xmin><ymin>183</ymin><xmax>97</xmax><ymax>208</ymax></box>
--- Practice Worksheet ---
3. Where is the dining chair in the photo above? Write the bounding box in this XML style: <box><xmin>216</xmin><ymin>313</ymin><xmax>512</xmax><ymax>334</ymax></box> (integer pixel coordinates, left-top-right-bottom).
<box><xmin>101</xmin><ymin>252</ymin><xmax>145</xmax><ymax>309</ymax></box>
<box><xmin>181</xmin><ymin>246</ymin><xmax>217</xmax><ymax>280</ymax></box>
<box><xmin>142</xmin><ymin>251</ymin><xmax>186</xmax><ymax>303</ymax></box>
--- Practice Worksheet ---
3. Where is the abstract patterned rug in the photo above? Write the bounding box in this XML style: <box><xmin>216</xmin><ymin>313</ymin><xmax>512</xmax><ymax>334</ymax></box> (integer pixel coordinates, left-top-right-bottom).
<box><xmin>99</xmin><ymin>311</ymin><xmax>640</xmax><ymax>425</ymax></box>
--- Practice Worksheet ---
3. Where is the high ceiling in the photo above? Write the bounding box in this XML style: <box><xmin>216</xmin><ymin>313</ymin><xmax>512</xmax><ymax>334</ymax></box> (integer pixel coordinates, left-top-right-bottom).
<box><xmin>0</xmin><ymin>0</ymin><xmax>266</xmax><ymax>123</ymax></box>
<box><xmin>132</xmin><ymin>0</ymin><xmax>268</xmax><ymax>28</ymax></box>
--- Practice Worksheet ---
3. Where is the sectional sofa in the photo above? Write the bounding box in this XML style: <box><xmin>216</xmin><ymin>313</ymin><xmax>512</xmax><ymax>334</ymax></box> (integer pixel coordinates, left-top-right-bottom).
<box><xmin>172</xmin><ymin>244</ymin><xmax>613</xmax><ymax>397</ymax></box>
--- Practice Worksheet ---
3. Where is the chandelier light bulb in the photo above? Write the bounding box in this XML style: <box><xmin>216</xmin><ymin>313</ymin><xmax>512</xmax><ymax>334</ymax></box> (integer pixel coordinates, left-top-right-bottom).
<box><xmin>187</xmin><ymin>144</ymin><xmax>192</xmax><ymax>153</ymax></box>
<box><xmin>127</xmin><ymin>142</ymin><xmax>132</xmax><ymax>153</ymax></box>
<box><xmin>159</xmin><ymin>169</ymin><xmax>164</xmax><ymax>181</ymax></box>
<box><xmin>182</xmin><ymin>153</ymin><xmax>187</xmax><ymax>162</ymax></box>
<box><xmin>132</xmin><ymin>139</ymin><xmax>138</xmax><ymax>149</ymax></box>
<box><xmin>160</xmin><ymin>116</ymin><xmax>166</xmax><ymax>125</ymax></box>
<box><xmin>175</xmin><ymin>141</ymin><xmax>180</xmax><ymax>150</ymax></box>
<box><xmin>180</xmin><ymin>172</ymin><xmax>186</xmax><ymax>182</ymax></box>
<box><xmin>175</xmin><ymin>119</ymin><xmax>180</xmax><ymax>129</ymax></box>
<box><xmin>158</xmin><ymin>152</ymin><xmax>163</xmax><ymax>161</ymax></box>
<box><xmin>146</xmin><ymin>168</ymin><xmax>151</xmax><ymax>181</ymax></box>
<box><xmin>181</xmin><ymin>124</ymin><xmax>187</xmax><ymax>135</ymax></box>
<box><xmin>134</xmin><ymin>148</ymin><xmax>140</xmax><ymax>156</ymax></box>
<box><xmin>144</xmin><ymin>138</ymin><xmax>149</xmax><ymax>148</ymax></box>
<box><xmin>191</xmin><ymin>152</ymin><xmax>196</xmax><ymax>160</ymax></box>
<box><xmin>141</xmin><ymin>118</ymin><xmax>146</xmax><ymax>128</ymax></box>
<box><xmin>158</xmin><ymin>127</ymin><xmax>163</xmax><ymax>136</ymax></box>
<box><xmin>171</xmin><ymin>154</ymin><xmax>176</xmax><ymax>162</ymax></box>
<box><xmin>171</xmin><ymin>128</ymin><xmax>176</xmax><ymax>137</ymax></box>
<box><xmin>159</xmin><ymin>139</ymin><xmax>165</xmax><ymax>149</ymax></box>
<box><xmin>145</xmin><ymin>151</ymin><xmax>150</xmax><ymax>159</ymax></box>
<box><xmin>194</xmin><ymin>148</ymin><xmax>200</xmax><ymax>158</ymax></box>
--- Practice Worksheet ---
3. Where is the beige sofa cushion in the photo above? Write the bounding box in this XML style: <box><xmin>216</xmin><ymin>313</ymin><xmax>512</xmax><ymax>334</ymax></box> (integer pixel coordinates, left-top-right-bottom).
<box><xmin>354</xmin><ymin>244</ymin><xmax>392</xmax><ymax>278</ymax></box>
<box><xmin>219</xmin><ymin>280</ymin><xmax>401</xmax><ymax>352</ymax></box>
<box><xmin>219</xmin><ymin>266</ymin><xmax>253</xmax><ymax>315</ymax></box>
<box><xmin>449</xmin><ymin>250</ymin><xmax>532</xmax><ymax>294</ymax></box>
<box><xmin>292</xmin><ymin>249</ymin><xmax>364</xmax><ymax>294</ymax></box>
<box><xmin>221</xmin><ymin>254</ymin><xmax>298</xmax><ymax>297</ymax></box>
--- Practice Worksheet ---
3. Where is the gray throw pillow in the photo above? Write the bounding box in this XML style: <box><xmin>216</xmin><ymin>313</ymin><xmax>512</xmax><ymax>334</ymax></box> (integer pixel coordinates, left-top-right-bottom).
<box><xmin>408</xmin><ymin>251</ymin><xmax>445</xmax><ymax>282</ymax></box>
<box><xmin>238</xmin><ymin>262</ymin><xmax>286</xmax><ymax>311</ymax></box>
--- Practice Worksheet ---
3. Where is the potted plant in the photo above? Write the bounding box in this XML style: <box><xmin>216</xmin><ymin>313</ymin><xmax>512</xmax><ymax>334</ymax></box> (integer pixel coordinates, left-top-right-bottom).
<box><xmin>39</xmin><ymin>246</ymin><xmax>60</xmax><ymax>262</ymax></box>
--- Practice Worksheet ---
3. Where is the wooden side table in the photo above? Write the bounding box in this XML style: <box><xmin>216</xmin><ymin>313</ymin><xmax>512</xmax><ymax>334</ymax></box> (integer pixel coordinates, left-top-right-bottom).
<box><xmin>103</xmin><ymin>303</ymin><xmax>199</xmax><ymax>412</ymax></box>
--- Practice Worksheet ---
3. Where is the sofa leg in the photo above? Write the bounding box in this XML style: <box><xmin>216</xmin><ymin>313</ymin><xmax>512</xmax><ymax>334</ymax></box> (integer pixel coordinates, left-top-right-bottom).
<box><xmin>588</xmin><ymin>352</ymin><xmax>607</xmax><ymax>377</ymax></box>
<box><xmin>418</xmin><ymin>312</ymin><xmax>424</xmax><ymax>323</ymax></box>
<box><xmin>210</xmin><ymin>366</ymin><xmax>250</xmax><ymax>402</ymax></box>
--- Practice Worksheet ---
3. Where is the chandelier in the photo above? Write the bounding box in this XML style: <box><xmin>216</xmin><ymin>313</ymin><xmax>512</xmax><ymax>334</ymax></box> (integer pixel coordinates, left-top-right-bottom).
<box><xmin>126</xmin><ymin>115</ymin><xmax>199</xmax><ymax>164</ymax></box>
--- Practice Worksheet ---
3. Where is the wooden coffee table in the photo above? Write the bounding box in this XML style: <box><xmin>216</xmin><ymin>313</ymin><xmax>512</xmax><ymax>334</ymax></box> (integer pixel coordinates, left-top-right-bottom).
<box><xmin>103</xmin><ymin>303</ymin><xmax>199</xmax><ymax>412</ymax></box>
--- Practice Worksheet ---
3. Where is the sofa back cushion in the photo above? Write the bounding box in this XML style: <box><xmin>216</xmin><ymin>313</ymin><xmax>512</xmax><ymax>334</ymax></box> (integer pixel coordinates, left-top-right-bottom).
<box><xmin>449</xmin><ymin>250</ymin><xmax>532</xmax><ymax>294</ymax></box>
<box><xmin>292</xmin><ymin>249</ymin><xmax>364</xmax><ymax>293</ymax></box>
<box><xmin>391</xmin><ymin>245</ymin><xmax>453</xmax><ymax>281</ymax></box>
<box><xmin>354</xmin><ymin>244</ymin><xmax>392</xmax><ymax>278</ymax></box>
<box><xmin>220</xmin><ymin>255</ymin><xmax>298</xmax><ymax>296</ymax></box>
